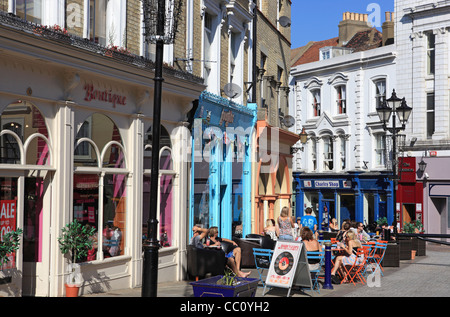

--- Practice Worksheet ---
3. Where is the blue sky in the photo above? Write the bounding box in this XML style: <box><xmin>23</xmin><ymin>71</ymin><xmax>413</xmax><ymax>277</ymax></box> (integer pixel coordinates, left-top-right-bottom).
<box><xmin>290</xmin><ymin>0</ymin><xmax>395</xmax><ymax>48</ymax></box>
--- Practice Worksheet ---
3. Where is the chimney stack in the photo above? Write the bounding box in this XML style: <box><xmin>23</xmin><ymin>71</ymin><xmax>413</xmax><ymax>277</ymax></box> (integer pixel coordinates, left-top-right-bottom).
<box><xmin>339</xmin><ymin>12</ymin><xmax>372</xmax><ymax>46</ymax></box>
<box><xmin>382</xmin><ymin>12</ymin><xmax>395</xmax><ymax>46</ymax></box>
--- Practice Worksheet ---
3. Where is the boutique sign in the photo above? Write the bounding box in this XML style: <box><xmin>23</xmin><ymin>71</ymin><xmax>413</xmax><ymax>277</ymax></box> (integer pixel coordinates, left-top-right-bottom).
<box><xmin>84</xmin><ymin>84</ymin><xmax>127</xmax><ymax>108</ymax></box>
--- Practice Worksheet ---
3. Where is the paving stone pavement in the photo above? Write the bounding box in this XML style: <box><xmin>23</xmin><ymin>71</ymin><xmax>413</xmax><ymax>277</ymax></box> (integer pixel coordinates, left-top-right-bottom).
<box><xmin>83</xmin><ymin>243</ymin><xmax>450</xmax><ymax>298</ymax></box>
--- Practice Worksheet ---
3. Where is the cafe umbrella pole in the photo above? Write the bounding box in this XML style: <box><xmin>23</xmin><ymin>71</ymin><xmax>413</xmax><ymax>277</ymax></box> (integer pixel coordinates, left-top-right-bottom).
<box><xmin>141</xmin><ymin>0</ymin><xmax>182</xmax><ymax>297</ymax></box>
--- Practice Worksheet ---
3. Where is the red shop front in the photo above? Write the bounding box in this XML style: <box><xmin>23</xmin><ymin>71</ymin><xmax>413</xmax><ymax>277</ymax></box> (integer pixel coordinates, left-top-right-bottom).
<box><xmin>397</xmin><ymin>157</ymin><xmax>423</xmax><ymax>230</ymax></box>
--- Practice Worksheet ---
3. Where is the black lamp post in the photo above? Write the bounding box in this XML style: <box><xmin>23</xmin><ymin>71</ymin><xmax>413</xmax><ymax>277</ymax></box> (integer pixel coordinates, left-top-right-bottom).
<box><xmin>376</xmin><ymin>89</ymin><xmax>412</xmax><ymax>227</ymax></box>
<box><xmin>142</xmin><ymin>0</ymin><xmax>182</xmax><ymax>297</ymax></box>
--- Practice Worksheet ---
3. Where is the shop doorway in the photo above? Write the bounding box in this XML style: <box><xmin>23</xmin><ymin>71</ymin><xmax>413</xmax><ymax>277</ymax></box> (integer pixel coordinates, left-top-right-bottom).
<box><xmin>22</xmin><ymin>173</ymin><xmax>51</xmax><ymax>297</ymax></box>
<box><xmin>322</xmin><ymin>199</ymin><xmax>335</xmax><ymax>229</ymax></box>
<box><xmin>402</xmin><ymin>203</ymin><xmax>416</xmax><ymax>225</ymax></box>
<box><xmin>431</xmin><ymin>198</ymin><xmax>448</xmax><ymax>239</ymax></box>
<box><xmin>340</xmin><ymin>194</ymin><xmax>355</xmax><ymax>225</ymax></box>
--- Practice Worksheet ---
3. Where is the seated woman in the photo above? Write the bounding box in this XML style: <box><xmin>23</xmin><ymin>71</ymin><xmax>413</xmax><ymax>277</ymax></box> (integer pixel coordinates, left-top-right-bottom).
<box><xmin>263</xmin><ymin>219</ymin><xmax>279</xmax><ymax>242</ymax></box>
<box><xmin>208</xmin><ymin>226</ymin><xmax>251</xmax><ymax>278</ymax></box>
<box><xmin>301</xmin><ymin>227</ymin><xmax>322</xmax><ymax>271</ymax></box>
<box><xmin>336</xmin><ymin>221</ymin><xmax>351</xmax><ymax>242</ymax></box>
<box><xmin>329</xmin><ymin>218</ymin><xmax>339</xmax><ymax>232</ymax></box>
<box><xmin>330</xmin><ymin>231</ymin><xmax>363</xmax><ymax>284</ymax></box>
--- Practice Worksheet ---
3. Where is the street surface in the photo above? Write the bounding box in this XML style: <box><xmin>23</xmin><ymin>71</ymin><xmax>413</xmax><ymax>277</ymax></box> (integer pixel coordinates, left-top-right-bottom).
<box><xmin>83</xmin><ymin>243</ymin><xmax>450</xmax><ymax>298</ymax></box>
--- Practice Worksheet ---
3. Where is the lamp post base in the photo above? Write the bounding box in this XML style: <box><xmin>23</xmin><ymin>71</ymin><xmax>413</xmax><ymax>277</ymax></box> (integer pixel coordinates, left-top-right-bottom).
<box><xmin>142</xmin><ymin>241</ymin><xmax>160</xmax><ymax>297</ymax></box>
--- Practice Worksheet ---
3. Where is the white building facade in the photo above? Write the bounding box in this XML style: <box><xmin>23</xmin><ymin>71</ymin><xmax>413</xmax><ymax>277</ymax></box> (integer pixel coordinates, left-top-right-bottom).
<box><xmin>0</xmin><ymin>1</ymin><xmax>205</xmax><ymax>297</ymax></box>
<box><xmin>395</xmin><ymin>0</ymin><xmax>450</xmax><ymax>236</ymax></box>
<box><xmin>290</xmin><ymin>41</ymin><xmax>397</xmax><ymax>229</ymax></box>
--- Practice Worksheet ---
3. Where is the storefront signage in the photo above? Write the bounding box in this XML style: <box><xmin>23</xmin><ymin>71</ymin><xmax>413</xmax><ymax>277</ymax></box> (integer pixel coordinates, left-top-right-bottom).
<box><xmin>219</xmin><ymin>109</ymin><xmax>234</xmax><ymax>127</ymax></box>
<box><xmin>304</xmin><ymin>180</ymin><xmax>343</xmax><ymax>188</ymax></box>
<box><xmin>84</xmin><ymin>84</ymin><xmax>127</xmax><ymax>108</ymax></box>
<box><xmin>399</xmin><ymin>157</ymin><xmax>416</xmax><ymax>183</ymax></box>
<box><xmin>0</xmin><ymin>200</ymin><xmax>16</xmax><ymax>238</ymax></box>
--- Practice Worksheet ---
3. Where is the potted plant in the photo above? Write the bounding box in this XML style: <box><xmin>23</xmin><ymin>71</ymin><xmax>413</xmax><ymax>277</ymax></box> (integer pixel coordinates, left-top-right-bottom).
<box><xmin>0</xmin><ymin>228</ymin><xmax>23</xmax><ymax>270</ymax></box>
<box><xmin>399</xmin><ymin>222</ymin><xmax>418</xmax><ymax>260</ymax></box>
<box><xmin>58</xmin><ymin>220</ymin><xmax>96</xmax><ymax>297</ymax></box>
<box><xmin>410</xmin><ymin>220</ymin><xmax>426</xmax><ymax>256</ymax></box>
<box><xmin>190</xmin><ymin>268</ymin><xmax>259</xmax><ymax>297</ymax></box>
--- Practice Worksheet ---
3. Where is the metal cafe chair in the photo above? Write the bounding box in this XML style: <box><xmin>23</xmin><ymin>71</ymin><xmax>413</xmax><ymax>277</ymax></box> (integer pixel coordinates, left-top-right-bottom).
<box><xmin>253</xmin><ymin>248</ymin><xmax>274</xmax><ymax>288</ymax></box>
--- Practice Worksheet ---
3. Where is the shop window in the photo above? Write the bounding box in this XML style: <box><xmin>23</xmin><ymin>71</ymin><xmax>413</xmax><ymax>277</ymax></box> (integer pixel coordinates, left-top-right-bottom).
<box><xmin>73</xmin><ymin>113</ymin><xmax>127</xmax><ymax>261</ymax></box>
<box><xmin>143</xmin><ymin>125</ymin><xmax>174</xmax><ymax>248</ymax></box>
<box><xmin>0</xmin><ymin>177</ymin><xmax>18</xmax><ymax>270</ymax></box>
<box><xmin>0</xmin><ymin>101</ymin><xmax>50</xmax><ymax>165</ymax></box>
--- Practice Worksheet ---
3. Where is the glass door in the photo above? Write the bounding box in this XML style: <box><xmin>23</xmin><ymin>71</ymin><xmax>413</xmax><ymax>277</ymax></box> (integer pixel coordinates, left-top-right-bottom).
<box><xmin>22</xmin><ymin>173</ymin><xmax>51</xmax><ymax>297</ymax></box>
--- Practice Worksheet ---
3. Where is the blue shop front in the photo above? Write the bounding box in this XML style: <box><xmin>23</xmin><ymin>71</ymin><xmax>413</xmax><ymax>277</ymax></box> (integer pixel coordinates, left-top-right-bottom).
<box><xmin>189</xmin><ymin>92</ymin><xmax>257</xmax><ymax>239</ymax></box>
<box><xmin>293</xmin><ymin>171</ymin><xmax>394</xmax><ymax>230</ymax></box>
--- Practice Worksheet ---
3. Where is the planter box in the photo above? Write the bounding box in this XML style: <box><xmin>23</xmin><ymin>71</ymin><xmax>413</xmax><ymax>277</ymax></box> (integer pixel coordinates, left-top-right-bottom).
<box><xmin>190</xmin><ymin>275</ymin><xmax>259</xmax><ymax>297</ymax></box>
<box><xmin>411</xmin><ymin>237</ymin><xmax>426</xmax><ymax>256</ymax></box>
<box><xmin>381</xmin><ymin>243</ymin><xmax>400</xmax><ymax>267</ymax></box>
<box><xmin>398</xmin><ymin>238</ymin><xmax>412</xmax><ymax>260</ymax></box>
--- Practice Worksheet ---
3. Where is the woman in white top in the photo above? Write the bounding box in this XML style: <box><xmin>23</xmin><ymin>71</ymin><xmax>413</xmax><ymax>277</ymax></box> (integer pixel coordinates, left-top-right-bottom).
<box><xmin>263</xmin><ymin>219</ymin><xmax>279</xmax><ymax>241</ymax></box>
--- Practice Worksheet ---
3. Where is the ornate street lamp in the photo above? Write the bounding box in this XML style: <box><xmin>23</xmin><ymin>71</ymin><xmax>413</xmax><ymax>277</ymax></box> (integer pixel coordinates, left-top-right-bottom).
<box><xmin>376</xmin><ymin>89</ymin><xmax>412</xmax><ymax>231</ymax></box>
<box><xmin>142</xmin><ymin>0</ymin><xmax>182</xmax><ymax>298</ymax></box>
<box><xmin>418</xmin><ymin>159</ymin><xmax>427</xmax><ymax>173</ymax></box>
<box><xmin>291</xmin><ymin>127</ymin><xmax>309</xmax><ymax>154</ymax></box>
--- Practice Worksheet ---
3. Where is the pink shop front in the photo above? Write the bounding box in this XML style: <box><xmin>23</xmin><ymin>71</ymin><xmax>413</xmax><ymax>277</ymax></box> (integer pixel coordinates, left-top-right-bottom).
<box><xmin>0</xmin><ymin>21</ymin><xmax>204</xmax><ymax>296</ymax></box>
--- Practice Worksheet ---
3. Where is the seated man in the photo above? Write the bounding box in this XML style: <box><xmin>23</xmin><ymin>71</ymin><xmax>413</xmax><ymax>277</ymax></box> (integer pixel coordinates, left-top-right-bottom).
<box><xmin>190</xmin><ymin>225</ymin><xmax>209</xmax><ymax>249</ymax></box>
<box><xmin>208</xmin><ymin>226</ymin><xmax>251</xmax><ymax>278</ymax></box>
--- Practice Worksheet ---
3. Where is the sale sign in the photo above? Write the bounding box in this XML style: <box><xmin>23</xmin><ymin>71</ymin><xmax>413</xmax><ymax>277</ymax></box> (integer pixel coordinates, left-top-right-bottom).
<box><xmin>0</xmin><ymin>200</ymin><xmax>17</xmax><ymax>269</ymax></box>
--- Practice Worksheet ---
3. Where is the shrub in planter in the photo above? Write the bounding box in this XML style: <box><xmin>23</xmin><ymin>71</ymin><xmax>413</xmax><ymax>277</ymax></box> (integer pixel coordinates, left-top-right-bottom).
<box><xmin>190</xmin><ymin>269</ymin><xmax>258</xmax><ymax>297</ymax></box>
<box><xmin>0</xmin><ymin>228</ymin><xmax>23</xmax><ymax>269</ymax></box>
<box><xmin>58</xmin><ymin>220</ymin><xmax>96</xmax><ymax>296</ymax></box>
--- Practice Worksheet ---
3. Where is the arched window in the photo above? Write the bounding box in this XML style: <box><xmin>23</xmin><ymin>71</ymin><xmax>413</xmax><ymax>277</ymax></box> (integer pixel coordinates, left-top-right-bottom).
<box><xmin>73</xmin><ymin>113</ymin><xmax>127</xmax><ymax>261</ymax></box>
<box><xmin>143</xmin><ymin>125</ymin><xmax>175</xmax><ymax>248</ymax></box>
<box><xmin>0</xmin><ymin>100</ymin><xmax>53</xmax><ymax>266</ymax></box>
<box><xmin>0</xmin><ymin>101</ymin><xmax>51</xmax><ymax>165</ymax></box>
